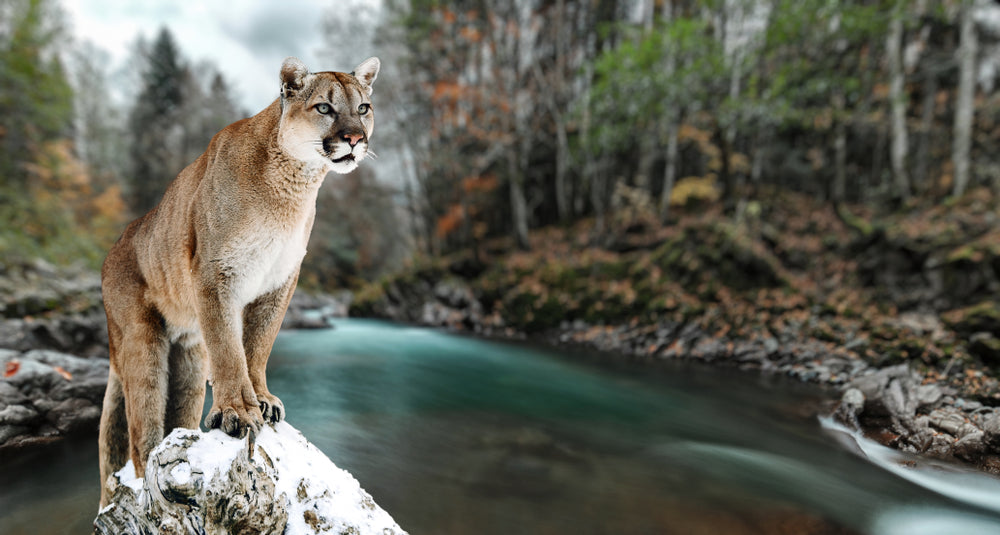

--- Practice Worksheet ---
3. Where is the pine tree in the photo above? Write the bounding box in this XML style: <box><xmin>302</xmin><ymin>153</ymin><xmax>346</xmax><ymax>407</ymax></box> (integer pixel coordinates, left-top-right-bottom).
<box><xmin>126</xmin><ymin>27</ymin><xmax>187</xmax><ymax>214</ymax></box>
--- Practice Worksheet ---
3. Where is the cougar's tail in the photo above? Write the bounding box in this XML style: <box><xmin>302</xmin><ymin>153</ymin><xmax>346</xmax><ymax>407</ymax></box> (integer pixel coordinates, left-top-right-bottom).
<box><xmin>98</xmin><ymin>370</ymin><xmax>127</xmax><ymax>508</ymax></box>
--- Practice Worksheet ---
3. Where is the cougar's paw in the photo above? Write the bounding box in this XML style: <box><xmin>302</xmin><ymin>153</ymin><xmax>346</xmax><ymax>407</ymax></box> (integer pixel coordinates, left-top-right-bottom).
<box><xmin>204</xmin><ymin>398</ymin><xmax>263</xmax><ymax>439</ymax></box>
<box><xmin>258</xmin><ymin>392</ymin><xmax>284</xmax><ymax>424</ymax></box>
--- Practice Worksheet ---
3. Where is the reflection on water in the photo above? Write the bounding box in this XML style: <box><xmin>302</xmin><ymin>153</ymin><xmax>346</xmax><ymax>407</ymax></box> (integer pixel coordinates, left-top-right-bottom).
<box><xmin>2</xmin><ymin>319</ymin><xmax>1000</xmax><ymax>534</ymax></box>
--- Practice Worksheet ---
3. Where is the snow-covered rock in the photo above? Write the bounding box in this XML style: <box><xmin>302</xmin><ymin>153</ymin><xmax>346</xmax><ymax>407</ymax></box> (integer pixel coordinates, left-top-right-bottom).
<box><xmin>94</xmin><ymin>421</ymin><xmax>407</xmax><ymax>535</ymax></box>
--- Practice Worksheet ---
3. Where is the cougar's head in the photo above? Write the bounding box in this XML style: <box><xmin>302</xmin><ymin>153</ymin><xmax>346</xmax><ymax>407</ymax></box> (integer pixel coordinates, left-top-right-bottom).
<box><xmin>276</xmin><ymin>56</ymin><xmax>379</xmax><ymax>174</ymax></box>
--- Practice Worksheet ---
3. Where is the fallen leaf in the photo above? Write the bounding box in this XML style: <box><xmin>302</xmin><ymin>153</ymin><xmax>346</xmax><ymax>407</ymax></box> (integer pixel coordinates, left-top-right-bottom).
<box><xmin>53</xmin><ymin>366</ymin><xmax>72</xmax><ymax>381</ymax></box>
<box><xmin>4</xmin><ymin>360</ymin><xmax>19</xmax><ymax>378</ymax></box>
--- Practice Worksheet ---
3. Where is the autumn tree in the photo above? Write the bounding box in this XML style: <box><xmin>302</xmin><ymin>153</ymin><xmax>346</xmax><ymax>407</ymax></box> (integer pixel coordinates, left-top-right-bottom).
<box><xmin>0</xmin><ymin>0</ymin><xmax>73</xmax><ymax>187</ymax></box>
<box><xmin>382</xmin><ymin>0</ymin><xmax>629</xmax><ymax>252</ymax></box>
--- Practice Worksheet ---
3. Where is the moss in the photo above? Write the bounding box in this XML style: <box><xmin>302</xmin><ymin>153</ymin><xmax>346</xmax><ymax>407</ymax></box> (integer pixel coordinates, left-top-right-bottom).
<box><xmin>836</xmin><ymin>204</ymin><xmax>875</xmax><ymax>237</ymax></box>
<box><xmin>945</xmin><ymin>244</ymin><xmax>983</xmax><ymax>264</ymax></box>
<box><xmin>649</xmin><ymin>223</ymin><xmax>785</xmax><ymax>292</ymax></box>
<box><xmin>943</xmin><ymin>301</ymin><xmax>1000</xmax><ymax>337</ymax></box>
<box><xmin>348</xmin><ymin>280</ymin><xmax>387</xmax><ymax>317</ymax></box>
<box><xmin>590</xmin><ymin>260</ymin><xmax>631</xmax><ymax>281</ymax></box>
<box><xmin>501</xmin><ymin>290</ymin><xmax>567</xmax><ymax>333</ymax></box>
<box><xmin>969</xmin><ymin>335</ymin><xmax>1000</xmax><ymax>365</ymax></box>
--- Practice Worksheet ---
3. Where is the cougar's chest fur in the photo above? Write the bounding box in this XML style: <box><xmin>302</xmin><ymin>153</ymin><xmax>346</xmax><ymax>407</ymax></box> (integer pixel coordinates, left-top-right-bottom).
<box><xmin>219</xmin><ymin>200</ymin><xmax>314</xmax><ymax>308</ymax></box>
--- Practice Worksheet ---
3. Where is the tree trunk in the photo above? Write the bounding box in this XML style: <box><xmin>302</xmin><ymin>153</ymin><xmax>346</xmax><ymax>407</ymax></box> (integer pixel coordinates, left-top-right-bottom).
<box><xmin>953</xmin><ymin>0</ymin><xmax>977</xmax><ymax>198</ymax></box>
<box><xmin>590</xmin><ymin>166</ymin><xmax>607</xmax><ymax>240</ymax></box>
<box><xmin>554</xmin><ymin>113</ymin><xmax>570</xmax><ymax>221</ymax></box>
<box><xmin>633</xmin><ymin>0</ymin><xmax>658</xmax><ymax>194</ymax></box>
<box><xmin>832</xmin><ymin>91</ymin><xmax>847</xmax><ymax>202</ymax></box>
<box><xmin>658</xmin><ymin>0</ymin><xmax>678</xmax><ymax>222</ymax></box>
<box><xmin>659</xmin><ymin>119</ymin><xmax>679</xmax><ymax>221</ymax></box>
<box><xmin>915</xmin><ymin>69</ymin><xmax>937</xmax><ymax>193</ymax></box>
<box><xmin>716</xmin><ymin>122</ymin><xmax>733</xmax><ymax>201</ymax></box>
<box><xmin>508</xmin><ymin>154</ymin><xmax>530</xmax><ymax>250</ymax></box>
<box><xmin>553</xmin><ymin>0</ymin><xmax>570</xmax><ymax>221</ymax></box>
<box><xmin>887</xmin><ymin>7</ymin><xmax>911</xmax><ymax>200</ymax></box>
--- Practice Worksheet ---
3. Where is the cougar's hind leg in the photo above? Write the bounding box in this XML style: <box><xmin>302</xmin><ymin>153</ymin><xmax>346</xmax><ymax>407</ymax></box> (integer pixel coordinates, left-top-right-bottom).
<box><xmin>164</xmin><ymin>337</ymin><xmax>208</xmax><ymax>434</ymax></box>
<box><xmin>117</xmin><ymin>306</ymin><xmax>170</xmax><ymax>478</ymax></box>
<box><xmin>98</xmin><ymin>368</ymin><xmax>127</xmax><ymax>508</ymax></box>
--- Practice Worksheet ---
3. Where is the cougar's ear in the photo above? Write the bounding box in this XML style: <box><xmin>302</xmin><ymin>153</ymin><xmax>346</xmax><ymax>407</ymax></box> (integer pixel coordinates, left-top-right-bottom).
<box><xmin>280</xmin><ymin>57</ymin><xmax>309</xmax><ymax>97</ymax></box>
<box><xmin>352</xmin><ymin>57</ymin><xmax>380</xmax><ymax>96</ymax></box>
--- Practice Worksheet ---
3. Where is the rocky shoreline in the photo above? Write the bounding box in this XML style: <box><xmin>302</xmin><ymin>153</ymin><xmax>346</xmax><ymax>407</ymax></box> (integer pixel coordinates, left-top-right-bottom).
<box><xmin>351</xmin><ymin>273</ymin><xmax>1000</xmax><ymax>474</ymax></box>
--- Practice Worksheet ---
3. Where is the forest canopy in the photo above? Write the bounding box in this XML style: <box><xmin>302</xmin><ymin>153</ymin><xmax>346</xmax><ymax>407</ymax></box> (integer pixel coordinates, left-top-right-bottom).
<box><xmin>380</xmin><ymin>0</ymin><xmax>995</xmax><ymax>257</ymax></box>
<box><xmin>1</xmin><ymin>0</ymin><xmax>997</xmax><ymax>289</ymax></box>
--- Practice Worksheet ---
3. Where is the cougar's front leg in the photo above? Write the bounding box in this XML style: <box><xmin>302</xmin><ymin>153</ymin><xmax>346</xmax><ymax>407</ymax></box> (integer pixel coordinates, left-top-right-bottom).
<box><xmin>243</xmin><ymin>273</ymin><xmax>297</xmax><ymax>424</ymax></box>
<box><xmin>198</xmin><ymin>284</ymin><xmax>263</xmax><ymax>438</ymax></box>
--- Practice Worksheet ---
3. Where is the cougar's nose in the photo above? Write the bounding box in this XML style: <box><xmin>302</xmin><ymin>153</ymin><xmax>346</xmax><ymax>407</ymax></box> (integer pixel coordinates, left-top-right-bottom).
<box><xmin>342</xmin><ymin>132</ymin><xmax>364</xmax><ymax>147</ymax></box>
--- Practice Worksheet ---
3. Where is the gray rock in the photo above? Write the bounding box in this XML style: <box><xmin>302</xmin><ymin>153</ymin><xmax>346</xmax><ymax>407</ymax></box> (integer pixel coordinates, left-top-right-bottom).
<box><xmin>0</xmin><ymin>404</ymin><xmax>39</xmax><ymax>425</ymax></box>
<box><xmin>914</xmin><ymin>384</ymin><xmax>944</xmax><ymax>411</ymax></box>
<box><xmin>982</xmin><ymin>413</ymin><xmax>1000</xmax><ymax>448</ymax></box>
<box><xmin>884</xmin><ymin>378</ymin><xmax>912</xmax><ymax>421</ymax></box>
<box><xmin>954</xmin><ymin>430</ymin><xmax>987</xmax><ymax>459</ymax></box>
<box><xmin>925</xmin><ymin>433</ymin><xmax>956</xmax><ymax>456</ymax></box>
<box><xmin>835</xmin><ymin>388</ymin><xmax>865</xmax><ymax>429</ymax></box>
<box><xmin>0</xmin><ymin>349</ymin><xmax>109</xmax><ymax>448</ymax></box>
<box><xmin>47</xmin><ymin>398</ymin><xmax>100</xmax><ymax>433</ymax></box>
<box><xmin>0</xmin><ymin>424</ymin><xmax>30</xmax><ymax>444</ymax></box>
<box><xmin>928</xmin><ymin>408</ymin><xmax>967</xmax><ymax>436</ymax></box>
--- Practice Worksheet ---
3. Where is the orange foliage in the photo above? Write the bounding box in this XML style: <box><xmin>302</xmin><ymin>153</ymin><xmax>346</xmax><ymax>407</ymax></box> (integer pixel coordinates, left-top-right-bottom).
<box><xmin>19</xmin><ymin>139</ymin><xmax>127</xmax><ymax>260</ymax></box>
<box><xmin>53</xmin><ymin>366</ymin><xmax>72</xmax><ymax>381</ymax></box>
<box><xmin>460</xmin><ymin>26</ymin><xmax>481</xmax><ymax>42</ymax></box>
<box><xmin>436</xmin><ymin>204</ymin><xmax>466</xmax><ymax>238</ymax></box>
<box><xmin>461</xmin><ymin>174</ymin><xmax>498</xmax><ymax>194</ymax></box>
<box><xmin>432</xmin><ymin>81</ymin><xmax>464</xmax><ymax>102</ymax></box>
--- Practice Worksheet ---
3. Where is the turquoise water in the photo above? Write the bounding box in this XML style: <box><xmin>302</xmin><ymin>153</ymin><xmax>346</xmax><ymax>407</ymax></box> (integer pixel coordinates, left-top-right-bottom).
<box><xmin>3</xmin><ymin>318</ymin><xmax>1000</xmax><ymax>534</ymax></box>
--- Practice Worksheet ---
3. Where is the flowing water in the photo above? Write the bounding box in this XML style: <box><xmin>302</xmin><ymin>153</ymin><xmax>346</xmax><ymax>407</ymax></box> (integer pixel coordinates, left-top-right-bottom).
<box><xmin>3</xmin><ymin>319</ymin><xmax>1000</xmax><ymax>534</ymax></box>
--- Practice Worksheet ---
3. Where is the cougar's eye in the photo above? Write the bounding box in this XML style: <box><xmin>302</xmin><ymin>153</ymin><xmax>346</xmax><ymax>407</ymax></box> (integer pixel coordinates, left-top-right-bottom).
<box><xmin>315</xmin><ymin>103</ymin><xmax>332</xmax><ymax>115</ymax></box>
<box><xmin>357</xmin><ymin>103</ymin><xmax>370</xmax><ymax>115</ymax></box>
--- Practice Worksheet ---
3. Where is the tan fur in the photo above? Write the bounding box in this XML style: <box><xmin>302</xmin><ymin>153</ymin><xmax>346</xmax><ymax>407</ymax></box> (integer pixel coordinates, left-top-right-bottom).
<box><xmin>98</xmin><ymin>57</ymin><xmax>379</xmax><ymax>507</ymax></box>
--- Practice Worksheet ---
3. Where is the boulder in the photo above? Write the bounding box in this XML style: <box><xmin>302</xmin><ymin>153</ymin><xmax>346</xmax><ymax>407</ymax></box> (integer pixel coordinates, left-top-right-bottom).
<box><xmin>282</xmin><ymin>291</ymin><xmax>351</xmax><ymax>330</ymax></box>
<box><xmin>0</xmin><ymin>349</ymin><xmax>108</xmax><ymax>449</ymax></box>
<box><xmin>95</xmin><ymin>422</ymin><xmax>407</xmax><ymax>535</ymax></box>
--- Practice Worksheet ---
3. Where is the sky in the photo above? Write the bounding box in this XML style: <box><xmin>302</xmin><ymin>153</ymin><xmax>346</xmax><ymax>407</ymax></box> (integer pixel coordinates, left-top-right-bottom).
<box><xmin>62</xmin><ymin>0</ymin><xmax>379</xmax><ymax>112</ymax></box>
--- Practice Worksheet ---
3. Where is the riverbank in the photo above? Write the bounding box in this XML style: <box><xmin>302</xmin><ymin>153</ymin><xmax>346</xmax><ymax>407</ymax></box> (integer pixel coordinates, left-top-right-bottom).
<box><xmin>350</xmin><ymin>187</ymin><xmax>1000</xmax><ymax>473</ymax></box>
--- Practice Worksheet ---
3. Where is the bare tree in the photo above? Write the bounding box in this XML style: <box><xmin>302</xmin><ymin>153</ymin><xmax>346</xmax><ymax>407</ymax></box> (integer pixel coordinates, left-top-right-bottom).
<box><xmin>658</xmin><ymin>0</ymin><xmax>680</xmax><ymax>220</ymax></box>
<box><xmin>886</xmin><ymin>0</ymin><xmax>911</xmax><ymax>199</ymax></box>
<box><xmin>952</xmin><ymin>0</ymin><xmax>977</xmax><ymax>198</ymax></box>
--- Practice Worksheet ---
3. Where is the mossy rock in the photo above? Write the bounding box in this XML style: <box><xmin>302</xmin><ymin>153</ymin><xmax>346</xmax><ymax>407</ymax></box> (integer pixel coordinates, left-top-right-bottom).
<box><xmin>650</xmin><ymin>223</ymin><xmax>784</xmax><ymax>291</ymax></box>
<box><xmin>500</xmin><ymin>290</ymin><xmax>567</xmax><ymax>333</ymax></box>
<box><xmin>943</xmin><ymin>301</ymin><xmax>1000</xmax><ymax>338</ymax></box>
<box><xmin>969</xmin><ymin>334</ymin><xmax>1000</xmax><ymax>365</ymax></box>
<box><xmin>348</xmin><ymin>282</ymin><xmax>386</xmax><ymax>317</ymax></box>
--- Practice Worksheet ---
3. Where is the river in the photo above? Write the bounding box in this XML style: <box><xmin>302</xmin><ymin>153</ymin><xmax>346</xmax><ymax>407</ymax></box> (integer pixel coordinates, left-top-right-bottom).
<box><xmin>3</xmin><ymin>319</ymin><xmax>1000</xmax><ymax>534</ymax></box>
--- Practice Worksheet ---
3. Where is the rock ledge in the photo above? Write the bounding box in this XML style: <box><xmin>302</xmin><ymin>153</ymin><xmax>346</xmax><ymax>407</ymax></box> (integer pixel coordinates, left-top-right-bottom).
<box><xmin>95</xmin><ymin>422</ymin><xmax>407</xmax><ymax>535</ymax></box>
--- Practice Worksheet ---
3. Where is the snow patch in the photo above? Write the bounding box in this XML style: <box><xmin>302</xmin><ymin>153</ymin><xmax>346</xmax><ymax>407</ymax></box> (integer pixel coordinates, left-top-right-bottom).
<box><xmin>170</xmin><ymin>461</ymin><xmax>192</xmax><ymax>485</ymax></box>
<box><xmin>257</xmin><ymin>421</ymin><xmax>402</xmax><ymax>534</ymax></box>
<box><xmin>115</xmin><ymin>459</ymin><xmax>144</xmax><ymax>493</ymax></box>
